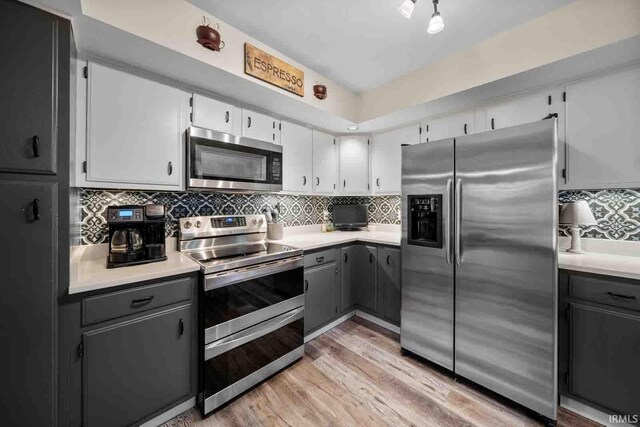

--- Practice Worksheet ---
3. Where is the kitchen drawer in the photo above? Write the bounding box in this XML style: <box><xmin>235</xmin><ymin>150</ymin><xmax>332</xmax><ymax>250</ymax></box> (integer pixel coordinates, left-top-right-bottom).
<box><xmin>569</xmin><ymin>274</ymin><xmax>640</xmax><ymax>312</ymax></box>
<box><xmin>82</xmin><ymin>276</ymin><xmax>193</xmax><ymax>325</ymax></box>
<box><xmin>304</xmin><ymin>248</ymin><xmax>336</xmax><ymax>268</ymax></box>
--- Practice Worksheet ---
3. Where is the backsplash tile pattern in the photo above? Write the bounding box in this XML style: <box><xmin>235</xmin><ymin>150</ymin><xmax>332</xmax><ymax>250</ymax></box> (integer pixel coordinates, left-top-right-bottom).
<box><xmin>79</xmin><ymin>189</ymin><xmax>401</xmax><ymax>244</ymax></box>
<box><xmin>558</xmin><ymin>188</ymin><xmax>640</xmax><ymax>241</ymax></box>
<box><xmin>80</xmin><ymin>188</ymin><xmax>640</xmax><ymax>244</ymax></box>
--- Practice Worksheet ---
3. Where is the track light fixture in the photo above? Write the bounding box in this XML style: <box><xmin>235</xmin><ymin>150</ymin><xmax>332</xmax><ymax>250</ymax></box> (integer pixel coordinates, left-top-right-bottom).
<box><xmin>398</xmin><ymin>0</ymin><xmax>444</xmax><ymax>34</ymax></box>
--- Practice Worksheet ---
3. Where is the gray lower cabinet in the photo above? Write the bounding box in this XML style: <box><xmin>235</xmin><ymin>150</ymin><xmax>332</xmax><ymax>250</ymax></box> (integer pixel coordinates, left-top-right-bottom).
<box><xmin>83</xmin><ymin>304</ymin><xmax>193</xmax><ymax>427</ymax></box>
<box><xmin>304</xmin><ymin>263</ymin><xmax>338</xmax><ymax>334</ymax></box>
<box><xmin>353</xmin><ymin>245</ymin><xmax>378</xmax><ymax>313</ymax></box>
<box><xmin>560</xmin><ymin>270</ymin><xmax>640</xmax><ymax>418</ymax></box>
<box><xmin>378</xmin><ymin>247</ymin><xmax>401</xmax><ymax>325</ymax></box>
<box><xmin>0</xmin><ymin>180</ymin><xmax>57</xmax><ymax>427</ymax></box>
<box><xmin>568</xmin><ymin>303</ymin><xmax>640</xmax><ymax>417</ymax></box>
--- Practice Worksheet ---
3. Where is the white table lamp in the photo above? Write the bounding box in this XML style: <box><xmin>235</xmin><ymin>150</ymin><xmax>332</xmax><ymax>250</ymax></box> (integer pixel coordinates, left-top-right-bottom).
<box><xmin>559</xmin><ymin>200</ymin><xmax>597</xmax><ymax>254</ymax></box>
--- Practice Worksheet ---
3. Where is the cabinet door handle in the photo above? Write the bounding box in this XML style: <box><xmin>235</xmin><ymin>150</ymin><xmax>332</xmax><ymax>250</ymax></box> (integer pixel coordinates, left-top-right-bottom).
<box><xmin>369</xmin><ymin>253</ymin><xmax>374</xmax><ymax>263</ymax></box>
<box><xmin>304</xmin><ymin>280</ymin><xmax>309</xmax><ymax>292</ymax></box>
<box><xmin>32</xmin><ymin>135</ymin><xmax>40</xmax><ymax>158</ymax></box>
<box><xmin>386</xmin><ymin>254</ymin><xmax>392</xmax><ymax>265</ymax></box>
<box><xmin>491</xmin><ymin>118</ymin><xmax>495</xmax><ymax>130</ymax></box>
<box><xmin>247</xmin><ymin>117</ymin><xmax>252</xmax><ymax>128</ymax></box>
<box><xmin>464</xmin><ymin>124</ymin><xmax>468</xmax><ymax>135</ymax></box>
<box><xmin>316</xmin><ymin>177</ymin><xmax>320</xmax><ymax>186</ymax></box>
<box><xmin>344</xmin><ymin>253</ymin><xmax>348</xmax><ymax>263</ymax></box>
<box><xmin>343</xmin><ymin>179</ymin><xmax>346</xmax><ymax>188</ymax></box>
<box><xmin>168</xmin><ymin>161</ymin><xmax>173</xmax><ymax>175</ymax></box>
<box><xmin>32</xmin><ymin>198</ymin><xmax>40</xmax><ymax>221</ymax></box>
<box><xmin>376</xmin><ymin>178</ymin><xmax>380</xmax><ymax>188</ymax></box>
<box><xmin>225</xmin><ymin>111</ymin><xmax>230</xmax><ymax>123</ymax></box>
<box><xmin>303</xmin><ymin>176</ymin><xmax>307</xmax><ymax>186</ymax></box>
<box><xmin>131</xmin><ymin>296</ymin><xmax>154</xmax><ymax>307</ymax></box>
<box><xmin>179</xmin><ymin>319</ymin><xmax>184</xmax><ymax>336</ymax></box>
<box><xmin>607</xmin><ymin>292</ymin><xmax>636</xmax><ymax>301</ymax></box>
<box><xmin>315</xmin><ymin>256</ymin><xmax>324</xmax><ymax>263</ymax></box>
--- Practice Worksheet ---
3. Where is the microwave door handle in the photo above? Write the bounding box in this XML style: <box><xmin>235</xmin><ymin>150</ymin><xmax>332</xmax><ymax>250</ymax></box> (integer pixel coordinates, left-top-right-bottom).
<box><xmin>445</xmin><ymin>179</ymin><xmax>452</xmax><ymax>264</ymax></box>
<box><xmin>204</xmin><ymin>256</ymin><xmax>303</xmax><ymax>291</ymax></box>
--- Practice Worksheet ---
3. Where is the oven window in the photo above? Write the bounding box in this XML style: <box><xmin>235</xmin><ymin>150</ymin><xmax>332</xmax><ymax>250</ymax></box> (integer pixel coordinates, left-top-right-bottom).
<box><xmin>203</xmin><ymin>267</ymin><xmax>303</xmax><ymax>329</ymax></box>
<box><xmin>204</xmin><ymin>318</ymin><xmax>303</xmax><ymax>397</ymax></box>
<box><xmin>195</xmin><ymin>144</ymin><xmax>267</xmax><ymax>181</ymax></box>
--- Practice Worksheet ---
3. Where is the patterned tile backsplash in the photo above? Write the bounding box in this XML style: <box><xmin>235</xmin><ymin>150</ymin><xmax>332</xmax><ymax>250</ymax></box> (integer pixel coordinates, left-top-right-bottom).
<box><xmin>79</xmin><ymin>189</ymin><xmax>401</xmax><ymax>244</ymax></box>
<box><xmin>559</xmin><ymin>188</ymin><xmax>640</xmax><ymax>241</ymax></box>
<box><xmin>80</xmin><ymin>188</ymin><xmax>640</xmax><ymax>245</ymax></box>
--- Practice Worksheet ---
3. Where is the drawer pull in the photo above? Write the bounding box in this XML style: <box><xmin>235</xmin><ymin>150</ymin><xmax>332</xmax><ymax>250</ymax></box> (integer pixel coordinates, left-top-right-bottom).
<box><xmin>315</xmin><ymin>256</ymin><xmax>324</xmax><ymax>263</ymax></box>
<box><xmin>304</xmin><ymin>280</ymin><xmax>309</xmax><ymax>292</ymax></box>
<box><xmin>131</xmin><ymin>296</ymin><xmax>154</xmax><ymax>307</ymax></box>
<box><xmin>607</xmin><ymin>292</ymin><xmax>636</xmax><ymax>301</ymax></box>
<box><xmin>179</xmin><ymin>319</ymin><xmax>184</xmax><ymax>336</ymax></box>
<box><xmin>32</xmin><ymin>198</ymin><xmax>40</xmax><ymax>221</ymax></box>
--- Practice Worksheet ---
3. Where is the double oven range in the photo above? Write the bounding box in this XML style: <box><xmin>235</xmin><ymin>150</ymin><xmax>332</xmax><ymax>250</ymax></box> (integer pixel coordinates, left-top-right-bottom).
<box><xmin>178</xmin><ymin>215</ymin><xmax>304</xmax><ymax>415</ymax></box>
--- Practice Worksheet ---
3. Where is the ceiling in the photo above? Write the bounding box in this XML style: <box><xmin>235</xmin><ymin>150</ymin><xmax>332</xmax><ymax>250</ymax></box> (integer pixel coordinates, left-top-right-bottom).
<box><xmin>188</xmin><ymin>0</ymin><xmax>576</xmax><ymax>93</ymax></box>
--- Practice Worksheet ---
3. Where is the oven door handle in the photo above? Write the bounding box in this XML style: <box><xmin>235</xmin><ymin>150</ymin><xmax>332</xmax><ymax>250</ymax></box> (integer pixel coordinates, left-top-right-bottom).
<box><xmin>204</xmin><ymin>256</ymin><xmax>303</xmax><ymax>291</ymax></box>
<box><xmin>204</xmin><ymin>306</ymin><xmax>304</xmax><ymax>360</ymax></box>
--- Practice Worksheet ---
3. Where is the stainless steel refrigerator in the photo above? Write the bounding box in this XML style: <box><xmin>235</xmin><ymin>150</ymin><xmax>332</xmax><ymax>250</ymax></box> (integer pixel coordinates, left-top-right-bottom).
<box><xmin>400</xmin><ymin>119</ymin><xmax>558</xmax><ymax>422</ymax></box>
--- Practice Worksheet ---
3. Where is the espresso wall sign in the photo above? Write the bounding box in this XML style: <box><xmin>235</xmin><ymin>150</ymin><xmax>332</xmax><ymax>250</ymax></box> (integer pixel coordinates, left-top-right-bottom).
<box><xmin>244</xmin><ymin>43</ymin><xmax>304</xmax><ymax>97</ymax></box>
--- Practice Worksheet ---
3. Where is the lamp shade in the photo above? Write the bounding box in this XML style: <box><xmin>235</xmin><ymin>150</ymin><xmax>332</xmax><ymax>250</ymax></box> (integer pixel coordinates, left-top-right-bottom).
<box><xmin>559</xmin><ymin>200</ymin><xmax>597</xmax><ymax>225</ymax></box>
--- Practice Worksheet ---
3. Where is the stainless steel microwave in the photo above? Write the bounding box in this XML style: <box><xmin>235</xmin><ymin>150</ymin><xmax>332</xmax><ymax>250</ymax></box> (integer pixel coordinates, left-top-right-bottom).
<box><xmin>187</xmin><ymin>126</ymin><xmax>282</xmax><ymax>192</ymax></box>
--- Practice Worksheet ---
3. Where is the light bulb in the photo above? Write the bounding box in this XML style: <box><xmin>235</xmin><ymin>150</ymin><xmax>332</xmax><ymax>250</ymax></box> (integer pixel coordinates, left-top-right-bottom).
<box><xmin>398</xmin><ymin>0</ymin><xmax>416</xmax><ymax>19</ymax></box>
<box><xmin>428</xmin><ymin>11</ymin><xmax>444</xmax><ymax>34</ymax></box>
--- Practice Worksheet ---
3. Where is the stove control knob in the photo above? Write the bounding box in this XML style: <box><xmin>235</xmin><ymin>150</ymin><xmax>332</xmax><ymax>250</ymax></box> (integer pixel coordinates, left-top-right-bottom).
<box><xmin>195</xmin><ymin>220</ymin><xmax>202</xmax><ymax>228</ymax></box>
<box><xmin>252</xmin><ymin>219</ymin><xmax>258</xmax><ymax>225</ymax></box>
<box><xmin>184</xmin><ymin>221</ymin><xmax>192</xmax><ymax>229</ymax></box>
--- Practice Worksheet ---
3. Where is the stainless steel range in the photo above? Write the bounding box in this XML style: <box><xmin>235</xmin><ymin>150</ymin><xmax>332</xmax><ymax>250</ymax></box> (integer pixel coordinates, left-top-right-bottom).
<box><xmin>178</xmin><ymin>214</ymin><xmax>304</xmax><ymax>415</ymax></box>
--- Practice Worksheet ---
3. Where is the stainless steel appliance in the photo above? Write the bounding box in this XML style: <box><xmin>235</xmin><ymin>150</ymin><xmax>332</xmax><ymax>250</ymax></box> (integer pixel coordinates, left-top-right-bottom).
<box><xmin>106</xmin><ymin>204</ymin><xmax>167</xmax><ymax>268</ymax></box>
<box><xmin>401</xmin><ymin>120</ymin><xmax>558</xmax><ymax>423</ymax></box>
<box><xmin>178</xmin><ymin>214</ymin><xmax>304</xmax><ymax>415</ymax></box>
<box><xmin>187</xmin><ymin>126</ymin><xmax>283</xmax><ymax>192</ymax></box>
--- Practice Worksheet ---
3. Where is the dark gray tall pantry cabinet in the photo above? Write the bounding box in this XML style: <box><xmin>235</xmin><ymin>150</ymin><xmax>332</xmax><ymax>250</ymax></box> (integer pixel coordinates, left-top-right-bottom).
<box><xmin>0</xmin><ymin>0</ymin><xmax>74</xmax><ymax>425</ymax></box>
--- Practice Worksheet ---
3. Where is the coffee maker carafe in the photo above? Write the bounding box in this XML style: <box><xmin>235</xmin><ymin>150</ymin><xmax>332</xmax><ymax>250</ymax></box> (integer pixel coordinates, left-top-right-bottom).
<box><xmin>107</xmin><ymin>204</ymin><xmax>167</xmax><ymax>268</ymax></box>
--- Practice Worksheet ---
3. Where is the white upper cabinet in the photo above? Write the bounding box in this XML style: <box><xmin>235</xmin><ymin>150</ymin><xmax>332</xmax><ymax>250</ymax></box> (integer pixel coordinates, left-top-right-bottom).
<box><xmin>191</xmin><ymin>94</ymin><xmax>234</xmax><ymax>134</ymax></box>
<box><xmin>280</xmin><ymin>120</ymin><xmax>312</xmax><ymax>193</ymax></box>
<box><xmin>372</xmin><ymin>124</ymin><xmax>420</xmax><ymax>194</ymax></box>
<box><xmin>312</xmin><ymin>130</ymin><xmax>337</xmax><ymax>195</ymax></box>
<box><xmin>485</xmin><ymin>91</ymin><xmax>551</xmax><ymax>130</ymax></box>
<box><xmin>423</xmin><ymin>110</ymin><xmax>475</xmax><ymax>142</ymax></box>
<box><xmin>338</xmin><ymin>135</ymin><xmax>370</xmax><ymax>195</ymax></box>
<box><xmin>85</xmin><ymin>62</ymin><xmax>189</xmax><ymax>189</ymax></box>
<box><xmin>564</xmin><ymin>66</ymin><xmax>640</xmax><ymax>189</ymax></box>
<box><xmin>242</xmin><ymin>108</ymin><xmax>280</xmax><ymax>144</ymax></box>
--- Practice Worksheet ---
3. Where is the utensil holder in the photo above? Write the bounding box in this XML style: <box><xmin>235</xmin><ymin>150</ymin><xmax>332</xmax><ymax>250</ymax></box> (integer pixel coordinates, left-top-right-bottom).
<box><xmin>267</xmin><ymin>223</ymin><xmax>284</xmax><ymax>240</ymax></box>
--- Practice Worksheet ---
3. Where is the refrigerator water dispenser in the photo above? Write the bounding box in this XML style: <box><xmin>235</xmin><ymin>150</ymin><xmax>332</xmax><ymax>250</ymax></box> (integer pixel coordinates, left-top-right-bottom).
<box><xmin>408</xmin><ymin>195</ymin><xmax>442</xmax><ymax>248</ymax></box>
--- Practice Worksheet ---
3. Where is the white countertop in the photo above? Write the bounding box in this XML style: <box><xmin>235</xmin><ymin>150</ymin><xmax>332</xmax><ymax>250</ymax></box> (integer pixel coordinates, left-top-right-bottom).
<box><xmin>273</xmin><ymin>228</ymin><xmax>401</xmax><ymax>251</ymax></box>
<box><xmin>559</xmin><ymin>251</ymin><xmax>640</xmax><ymax>281</ymax></box>
<box><xmin>68</xmin><ymin>229</ymin><xmax>640</xmax><ymax>296</ymax></box>
<box><xmin>69</xmin><ymin>239</ymin><xmax>200</xmax><ymax>295</ymax></box>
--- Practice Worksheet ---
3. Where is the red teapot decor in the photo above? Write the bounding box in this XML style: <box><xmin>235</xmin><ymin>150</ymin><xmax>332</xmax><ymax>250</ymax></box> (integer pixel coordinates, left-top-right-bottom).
<box><xmin>313</xmin><ymin>83</ymin><xmax>327</xmax><ymax>100</ymax></box>
<box><xmin>196</xmin><ymin>17</ymin><xmax>225</xmax><ymax>52</ymax></box>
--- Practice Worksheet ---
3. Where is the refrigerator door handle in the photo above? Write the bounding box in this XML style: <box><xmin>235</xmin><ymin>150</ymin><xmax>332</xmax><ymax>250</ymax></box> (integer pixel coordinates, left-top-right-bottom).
<box><xmin>445</xmin><ymin>178</ymin><xmax>452</xmax><ymax>264</ymax></box>
<box><xmin>455</xmin><ymin>178</ymin><xmax>462</xmax><ymax>266</ymax></box>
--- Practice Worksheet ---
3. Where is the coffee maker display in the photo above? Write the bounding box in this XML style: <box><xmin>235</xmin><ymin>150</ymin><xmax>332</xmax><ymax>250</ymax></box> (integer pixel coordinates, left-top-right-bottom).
<box><xmin>107</xmin><ymin>204</ymin><xmax>168</xmax><ymax>268</ymax></box>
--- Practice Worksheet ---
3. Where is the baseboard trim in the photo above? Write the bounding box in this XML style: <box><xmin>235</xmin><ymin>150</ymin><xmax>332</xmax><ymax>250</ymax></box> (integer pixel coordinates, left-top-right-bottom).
<box><xmin>139</xmin><ymin>397</ymin><xmax>196</xmax><ymax>427</ymax></box>
<box><xmin>560</xmin><ymin>395</ymin><xmax>635</xmax><ymax>427</ymax></box>
<box><xmin>355</xmin><ymin>310</ymin><xmax>401</xmax><ymax>334</ymax></box>
<box><xmin>304</xmin><ymin>311</ymin><xmax>356</xmax><ymax>342</ymax></box>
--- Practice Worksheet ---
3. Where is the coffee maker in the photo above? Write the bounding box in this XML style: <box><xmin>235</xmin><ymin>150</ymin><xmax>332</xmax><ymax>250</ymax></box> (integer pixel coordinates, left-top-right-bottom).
<box><xmin>106</xmin><ymin>204</ymin><xmax>167</xmax><ymax>268</ymax></box>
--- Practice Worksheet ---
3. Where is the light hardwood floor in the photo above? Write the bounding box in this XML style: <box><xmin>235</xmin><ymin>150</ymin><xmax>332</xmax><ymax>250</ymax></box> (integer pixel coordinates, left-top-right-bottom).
<box><xmin>162</xmin><ymin>317</ymin><xmax>600</xmax><ymax>427</ymax></box>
